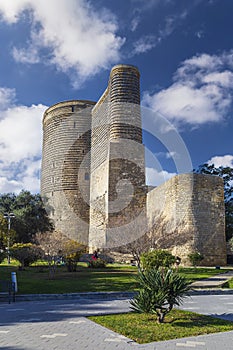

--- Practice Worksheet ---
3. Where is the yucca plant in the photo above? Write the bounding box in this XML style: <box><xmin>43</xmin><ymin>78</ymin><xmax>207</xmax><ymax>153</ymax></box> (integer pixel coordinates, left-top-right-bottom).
<box><xmin>130</xmin><ymin>268</ymin><xmax>192</xmax><ymax>323</ymax></box>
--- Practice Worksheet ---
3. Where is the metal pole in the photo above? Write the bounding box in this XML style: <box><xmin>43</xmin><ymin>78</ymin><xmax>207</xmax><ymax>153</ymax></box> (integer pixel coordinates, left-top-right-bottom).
<box><xmin>4</xmin><ymin>213</ymin><xmax>15</xmax><ymax>265</ymax></box>
<box><xmin>7</xmin><ymin>216</ymin><xmax>11</xmax><ymax>264</ymax></box>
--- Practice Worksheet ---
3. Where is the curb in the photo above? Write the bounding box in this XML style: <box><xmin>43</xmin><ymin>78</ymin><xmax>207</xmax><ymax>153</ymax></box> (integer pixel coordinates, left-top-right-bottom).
<box><xmin>12</xmin><ymin>288</ymin><xmax>233</xmax><ymax>302</ymax></box>
<box><xmin>14</xmin><ymin>291</ymin><xmax>136</xmax><ymax>302</ymax></box>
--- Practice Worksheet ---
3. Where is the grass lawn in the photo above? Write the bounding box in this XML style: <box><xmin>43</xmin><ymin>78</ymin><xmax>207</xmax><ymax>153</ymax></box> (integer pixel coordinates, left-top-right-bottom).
<box><xmin>89</xmin><ymin>310</ymin><xmax>233</xmax><ymax>344</ymax></box>
<box><xmin>178</xmin><ymin>267</ymin><xmax>230</xmax><ymax>281</ymax></box>
<box><xmin>0</xmin><ymin>263</ymin><xmax>138</xmax><ymax>294</ymax></box>
<box><xmin>222</xmin><ymin>278</ymin><xmax>233</xmax><ymax>288</ymax></box>
<box><xmin>0</xmin><ymin>262</ymin><xmax>230</xmax><ymax>294</ymax></box>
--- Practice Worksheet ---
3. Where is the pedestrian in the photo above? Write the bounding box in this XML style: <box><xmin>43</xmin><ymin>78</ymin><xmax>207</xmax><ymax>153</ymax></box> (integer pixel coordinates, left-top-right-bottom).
<box><xmin>92</xmin><ymin>250</ymin><xmax>98</xmax><ymax>260</ymax></box>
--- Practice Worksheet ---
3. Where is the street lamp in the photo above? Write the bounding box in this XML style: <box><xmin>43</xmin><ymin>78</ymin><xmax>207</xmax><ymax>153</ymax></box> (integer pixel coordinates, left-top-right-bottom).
<box><xmin>3</xmin><ymin>212</ymin><xmax>15</xmax><ymax>264</ymax></box>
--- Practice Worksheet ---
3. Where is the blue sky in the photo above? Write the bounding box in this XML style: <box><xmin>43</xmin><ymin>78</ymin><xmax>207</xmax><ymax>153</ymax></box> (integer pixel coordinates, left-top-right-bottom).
<box><xmin>0</xmin><ymin>0</ymin><xmax>232</xmax><ymax>194</ymax></box>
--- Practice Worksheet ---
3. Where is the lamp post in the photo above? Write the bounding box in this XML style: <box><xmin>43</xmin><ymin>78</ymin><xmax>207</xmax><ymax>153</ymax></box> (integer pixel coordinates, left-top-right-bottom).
<box><xmin>3</xmin><ymin>213</ymin><xmax>15</xmax><ymax>264</ymax></box>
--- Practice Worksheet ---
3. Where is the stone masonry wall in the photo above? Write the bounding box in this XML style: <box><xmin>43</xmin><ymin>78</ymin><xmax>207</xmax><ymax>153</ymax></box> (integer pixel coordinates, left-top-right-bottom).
<box><xmin>89</xmin><ymin>85</ymin><xmax>110</xmax><ymax>251</ymax></box>
<box><xmin>147</xmin><ymin>173</ymin><xmax>226</xmax><ymax>266</ymax></box>
<box><xmin>41</xmin><ymin>100</ymin><xmax>95</xmax><ymax>244</ymax></box>
<box><xmin>41</xmin><ymin>66</ymin><xmax>227</xmax><ymax>265</ymax></box>
<box><xmin>89</xmin><ymin>64</ymin><xmax>147</xmax><ymax>251</ymax></box>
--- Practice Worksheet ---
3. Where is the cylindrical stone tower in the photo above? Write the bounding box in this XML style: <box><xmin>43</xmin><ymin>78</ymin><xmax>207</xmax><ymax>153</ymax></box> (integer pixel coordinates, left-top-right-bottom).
<box><xmin>41</xmin><ymin>100</ymin><xmax>95</xmax><ymax>244</ymax></box>
<box><xmin>108</xmin><ymin>65</ymin><xmax>146</xmax><ymax>240</ymax></box>
<box><xmin>109</xmin><ymin>64</ymin><xmax>142</xmax><ymax>142</ymax></box>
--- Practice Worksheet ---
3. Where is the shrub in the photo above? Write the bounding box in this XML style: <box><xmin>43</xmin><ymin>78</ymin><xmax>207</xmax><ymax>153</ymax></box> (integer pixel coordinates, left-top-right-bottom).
<box><xmin>188</xmin><ymin>252</ymin><xmax>204</xmax><ymax>267</ymax></box>
<box><xmin>130</xmin><ymin>268</ymin><xmax>191</xmax><ymax>323</ymax></box>
<box><xmin>11</xmin><ymin>243</ymin><xmax>42</xmax><ymax>268</ymax></box>
<box><xmin>88</xmin><ymin>258</ymin><xmax>106</xmax><ymax>268</ymax></box>
<box><xmin>62</xmin><ymin>240</ymin><xmax>86</xmax><ymax>272</ymax></box>
<box><xmin>141</xmin><ymin>249</ymin><xmax>176</xmax><ymax>270</ymax></box>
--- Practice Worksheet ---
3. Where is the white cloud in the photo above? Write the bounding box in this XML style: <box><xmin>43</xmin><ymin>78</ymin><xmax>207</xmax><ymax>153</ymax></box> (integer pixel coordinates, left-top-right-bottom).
<box><xmin>160</xmin><ymin>11</ymin><xmax>187</xmax><ymax>38</ymax></box>
<box><xmin>129</xmin><ymin>0</ymin><xmax>164</xmax><ymax>32</ymax></box>
<box><xmin>0</xmin><ymin>0</ymin><xmax>125</xmax><ymax>86</ymax></box>
<box><xmin>153</xmin><ymin>151</ymin><xmax>178</xmax><ymax>159</ymax></box>
<box><xmin>165</xmin><ymin>151</ymin><xmax>177</xmax><ymax>159</ymax></box>
<box><xmin>143</xmin><ymin>51</ymin><xmax>233</xmax><ymax>125</ymax></box>
<box><xmin>0</xmin><ymin>87</ymin><xmax>16</xmax><ymax>111</ymax></box>
<box><xmin>130</xmin><ymin>16</ymin><xmax>140</xmax><ymax>32</ymax></box>
<box><xmin>208</xmin><ymin>155</ymin><xmax>233</xmax><ymax>168</ymax></box>
<box><xmin>132</xmin><ymin>35</ymin><xmax>157</xmax><ymax>55</ymax></box>
<box><xmin>131</xmin><ymin>10</ymin><xmax>188</xmax><ymax>57</ymax></box>
<box><xmin>176</xmin><ymin>53</ymin><xmax>225</xmax><ymax>78</ymax></box>
<box><xmin>202</xmin><ymin>71</ymin><xmax>233</xmax><ymax>88</ymax></box>
<box><xmin>0</xmin><ymin>89</ymin><xmax>47</xmax><ymax>193</ymax></box>
<box><xmin>0</xmin><ymin>104</ymin><xmax>45</xmax><ymax>163</ymax></box>
<box><xmin>0</xmin><ymin>159</ymin><xmax>41</xmax><ymax>194</ymax></box>
<box><xmin>0</xmin><ymin>0</ymin><xmax>31</xmax><ymax>23</ymax></box>
<box><xmin>146</xmin><ymin>167</ymin><xmax>176</xmax><ymax>187</ymax></box>
<box><xmin>195</xmin><ymin>30</ymin><xmax>204</xmax><ymax>39</ymax></box>
<box><xmin>12</xmin><ymin>46</ymin><xmax>40</xmax><ymax>64</ymax></box>
<box><xmin>0</xmin><ymin>177</ymin><xmax>22</xmax><ymax>194</ymax></box>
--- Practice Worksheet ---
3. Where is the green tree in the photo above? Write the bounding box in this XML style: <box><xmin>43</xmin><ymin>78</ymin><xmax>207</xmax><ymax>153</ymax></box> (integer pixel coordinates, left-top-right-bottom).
<box><xmin>0</xmin><ymin>213</ymin><xmax>17</xmax><ymax>257</ymax></box>
<box><xmin>130</xmin><ymin>268</ymin><xmax>191</xmax><ymax>323</ymax></box>
<box><xmin>11</xmin><ymin>243</ymin><xmax>43</xmax><ymax>268</ymax></box>
<box><xmin>0</xmin><ymin>251</ymin><xmax>5</xmax><ymax>264</ymax></box>
<box><xmin>0</xmin><ymin>191</ymin><xmax>53</xmax><ymax>243</ymax></box>
<box><xmin>141</xmin><ymin>249</ymin><xmax>176</xmax><ymax>271</ymax></box>
<box><xmin>0</xmin><ymin>216</ymin><xmax>6</xmax><ymax>263</ymax></box>
<box><xmin>0</xmin><ymin>214</ymin><xmax>7</xmax><ymax>250</ymax></box>
<box><xmin>194</xmin><ymin>164</ymin><xmax>233</xmax><ymax>240</ymax></box>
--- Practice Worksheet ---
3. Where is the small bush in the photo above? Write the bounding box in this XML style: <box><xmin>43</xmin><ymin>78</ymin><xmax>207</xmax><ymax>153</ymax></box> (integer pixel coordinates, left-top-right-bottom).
<box><xmin>11</xmin><ymin>243</ymin><xmax>43</xmax><ymax>268</ymax></box>
<box><xmin>188</xmin><ymin>252</ymin><xmax>204</xmax><ymax>267</ymax></box>
<box><xmin>141</xmin><ymin>249</ymin><xmax>176</xmax><ymax>270</ymax></box>
<box><xmin>88</xmin><ymin>258</ymin><xmax>106</xmax><ymax>268</ymax></box>
<box><xmin>62</xmin><ymin>240</ymin><xmax>86</xmax><ymax>272</ymax></box>
<box><xmin>130</xmin><ymin>268</ymin><xmax>191</xmax><ymax>323</ymax></box>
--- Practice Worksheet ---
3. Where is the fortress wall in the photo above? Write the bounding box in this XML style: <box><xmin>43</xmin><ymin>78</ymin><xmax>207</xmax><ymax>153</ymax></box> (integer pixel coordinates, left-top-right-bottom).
<box><xmin>147</xmin><ymin>173</ymin><xmax>226</xmax><ymax>266</ymax></box>
<box><xmin>191</xmin><ymin>174</ymin><xmax>226</xmax><ymax>266</ymax></box>
<box><xmin>90</xmin><ymin>92</ymin><xmax>110</xmax><ymax>172</ymax></box>
<box><xmin>41</xmin><ymin>100</ymin><xmax>95</xmax><ymax>244</ymax></box>
<box><xmin>89</xmin><ymin>85</ymin><xmax>110</xmax><ymax>250</ymax></box>
<box><xmin>107</xmin><ymin>142</ymin><xmax>147</xmax><ymax>239</ymax></box>
<box><xmin>89</xmin><ymin>160</ymin><xmax>109</xmax><ymax>251</ymax></box>
<box><xmin>89</xmin><ymin>64</ymin><xmax>147</xmax><ymax>251</ymax></box>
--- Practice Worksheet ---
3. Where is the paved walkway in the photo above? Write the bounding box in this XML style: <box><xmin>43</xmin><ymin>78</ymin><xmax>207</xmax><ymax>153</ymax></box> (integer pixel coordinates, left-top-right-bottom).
<box><xmin>1</xmin><ymin>271</ymin><xmax>233</xmax><ymax>350</ymax></box>
<box><xmin>191</xmin><ymin>270</ymin><xmax>233</xmax><ymax>288</ymax></box>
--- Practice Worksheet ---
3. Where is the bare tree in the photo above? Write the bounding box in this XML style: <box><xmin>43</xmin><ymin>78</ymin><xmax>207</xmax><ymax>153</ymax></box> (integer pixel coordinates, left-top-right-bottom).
<box><xmin>34</xmin><ymin>230</ymin><xmax>68</xmax><ymax>278</ymax></box>
<box><xmin>115</xmin><ymin>233</ymin><xmax>157</xmax><ymax>270</ymax></box>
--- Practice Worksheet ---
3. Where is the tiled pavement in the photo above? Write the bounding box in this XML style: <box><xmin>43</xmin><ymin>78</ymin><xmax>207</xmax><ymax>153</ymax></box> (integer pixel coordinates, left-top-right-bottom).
<box><xmin>1</xmin><ymin>293</ymin><xmax>233</xmax><ymax>350</ymax></box>
<box><xmin>191</xmin><ymin>270</ymin><xmax>233</xmax><ymax>288</ymax></box>
<box><xmin>1</xmin><ymin>271</ymin><xmax>233</xmax><ymax>350</ymax></box>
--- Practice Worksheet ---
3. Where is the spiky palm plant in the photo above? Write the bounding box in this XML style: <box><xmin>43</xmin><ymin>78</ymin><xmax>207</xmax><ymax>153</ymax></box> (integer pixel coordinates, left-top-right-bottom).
<box><xmin>130</xmin><ymin>268</ymin><xmax>192</xmax><ymax>323</ymax></box>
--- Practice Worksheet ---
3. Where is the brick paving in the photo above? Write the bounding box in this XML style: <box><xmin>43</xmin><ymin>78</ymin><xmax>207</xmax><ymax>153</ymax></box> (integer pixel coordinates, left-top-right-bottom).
<box><xmin>0</xmin><ymin>292</ymin><xmax>233</xmax><ymax>350</ymax></box>
<box><xmin>1</xmin><ymin>272</ymin><xmax>233</xmax><ymax>350</ymax></box>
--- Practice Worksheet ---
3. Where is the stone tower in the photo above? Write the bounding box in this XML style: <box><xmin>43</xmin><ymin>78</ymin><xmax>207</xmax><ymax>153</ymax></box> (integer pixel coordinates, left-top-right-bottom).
<box><xmin>41</xmin><ymin>64</ymin><xmax>226</xmax><ymax>266</ymax></box>
<box><xmin>41</xmin><ymin>100</ymin><xmax>95</xmax><ymax>245</ymax></box>
<box><xmin>89</xmin><ymin>64</ymin><xmax>147</xmax><ymax>251</ymax></box>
